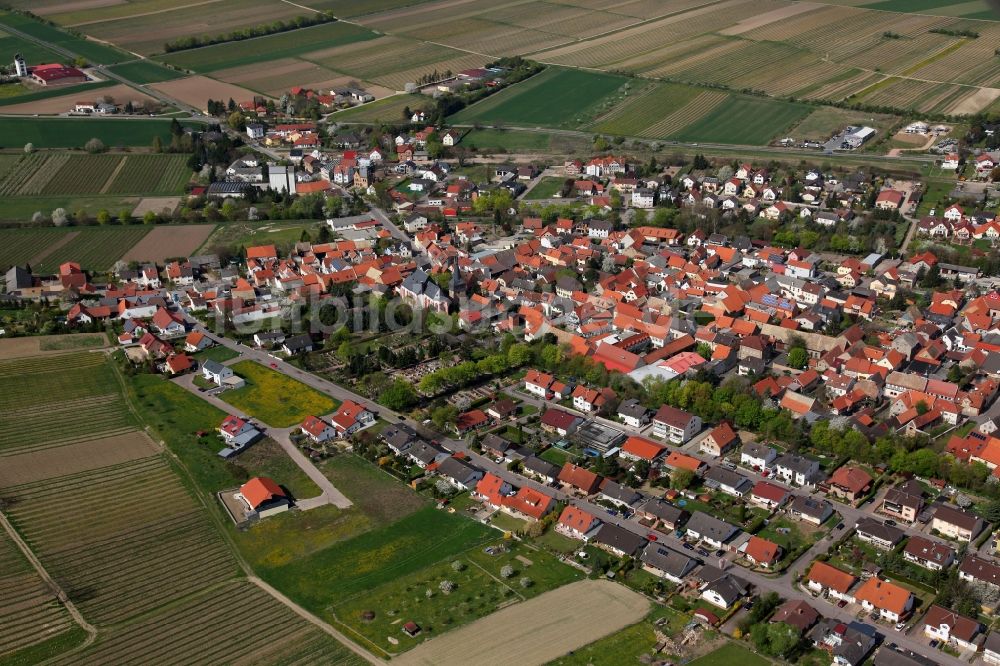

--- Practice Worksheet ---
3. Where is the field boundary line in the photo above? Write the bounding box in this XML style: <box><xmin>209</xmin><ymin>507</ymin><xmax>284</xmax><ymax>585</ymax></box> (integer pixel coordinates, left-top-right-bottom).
<box><xmin>0</xmin><ymin>511</ymin><xmax>97</xmax><ymax>643</ymax></box>
<box><xmin>26</xmin><ymin>231</ymin><xmax>79</xmax><ymax>269</ymax></box>
<box><xmin>99</xmin><ymin>156</ymin><xmax>128</xmax><ymax>194</ymax></box>
<box><xmin>250</xmin><ymin>576</ymin><xmax>386</xmax><ymax>664</ymax></box>
<box><xmin>65</xmin><ymin>0</ymin><xmax>225</xmax><ymax>28</ymax></box>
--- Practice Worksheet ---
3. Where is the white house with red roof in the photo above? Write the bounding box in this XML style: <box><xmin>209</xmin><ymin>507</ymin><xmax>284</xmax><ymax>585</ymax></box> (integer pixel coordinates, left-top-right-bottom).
<box><xmin>184</xmin><ymin>331</ymin><xmax>212</xmax><ymax>352</ymax></box>
<box><xmin>330</xmin><ymin>400</ymin><xmax>376</xmax><ymax>437</ymax></box>
<box><xmin>301</xmin><ymin>415</ymin><xmax>337</xmax><ymax>443</ymax></box>
<box><xmin>236</xmin><ymin>477</ymin><xmax>290</xmax><ymax>518</ymax></box>
<box><xmin>151</xmin><ymin>307</ymin><xmax>186</xmax><ymax>337</ymax></box>
<box><xmin>556</xmin><ymin>505</ymin><xmax>602</xmax><ymax>540</ymax></box>
<box><xmin>218</xmin><ymin>415</ymin><xmax>261</xmax><ymax>455</ymax></box>
<box><xmin>942</xmin><ymin>153</ymin><xmax>961</xmax><ymax>170</ymax></box>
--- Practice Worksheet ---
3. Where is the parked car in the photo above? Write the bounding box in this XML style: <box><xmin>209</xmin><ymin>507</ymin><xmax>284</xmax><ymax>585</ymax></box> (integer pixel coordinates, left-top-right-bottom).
<box><xmin>646</xmin><ymin>533</ymin><xmax>658</xmax><ymax>542</ymax></box>
<box><xmin>683</xmin><ymin>543</ymin><xmax>694</xmax><ymax>551</ymax></box>
<box><xmin>837</xmin><ymin>600</ymin><xmax>847</xmax><ymax>608</ymax></box>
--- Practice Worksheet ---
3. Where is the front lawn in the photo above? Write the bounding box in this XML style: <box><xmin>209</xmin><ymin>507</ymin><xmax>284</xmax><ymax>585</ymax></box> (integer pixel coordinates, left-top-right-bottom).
<box><xmin>547</xmin><ymin>604</ymin><xmax>689</xmax><ymax>665</ymax></box>
<box><xmin>688</xmin><ymin>643</ymin><xmax>771</xmax><ymax>666</ymax></box>
<box><xmin>221</xmin><ymin>360</ymin><xmax>337</xmax><ymax>427</ymax></box>
<box><xmin>194</xmin><ymin>345</ymin><xmax>239</xmax><ymax>363</ymax></box>
<box><xmin>525</xmin><ymin>176</ymin><xmax>567</xmax><ymax>200</ymax></box>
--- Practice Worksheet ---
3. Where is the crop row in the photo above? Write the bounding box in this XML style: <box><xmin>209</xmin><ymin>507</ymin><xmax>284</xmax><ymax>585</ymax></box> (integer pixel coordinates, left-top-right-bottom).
<box><xmin>31</xmin><ymin>226</ymin><xmax>151</xmax><ymax>274</ymax></box>
<box><xmin>642</xmin><ymin>90</ymin><xmax>728</xmax><ymax>138</ymax></box>
<box><xmin>0</xmin><ymin>153</ymin><xmax>59</xmax><ymax>196</ymax></box>
<box><xmin>103</xmin><ymin>154</ymin><xmax>191</xmax><ymax>195</ymax></box>
<box><xmin>42</xmin><ymin>154</ymin><xmax>124</xmax><ymax>196</ymax></box>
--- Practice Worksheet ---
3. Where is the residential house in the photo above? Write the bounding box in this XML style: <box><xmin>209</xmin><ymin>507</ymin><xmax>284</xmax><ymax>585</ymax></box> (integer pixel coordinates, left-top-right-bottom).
<box><xmin>880</xmin><ymin>484</ymin><xmax>924</xmax><ymax>523</ymax></box>
<box><xmin>704</xmin><ymin>466</ymin><xmax>753</xmax><ymax>498</ymax></box>
<box><xmin>556</xmin><ymin>505</ymin><xmax>601</xmax><ymax>540</ymax></box>
<box><xmin>959</xmin><ymin>554</ymin><xmax>1000</xmax><ymax>591</ymax></box>
<box><xmin>789</xmin><ymin>495</ymin><xmax>834</xmax><ymax>525</ymax></box>
<box><xmin>617</xmin><ymin>398</ymin><xmax>649</xmax><ymax>428</ymax></box>
<box><xmin>809</xmin><ymin>619</ymin><xmax>877</xmax><ymax>666</ymax></box>
<box><xmin>652</xmin><ymin>404</ymin><xmax>702</xmax><ymax>444</ymax></box>
<box><xmin>741</xmin><ymin>442</ymin><xmax>777</xmax><ymax>470</ymax></box>
<box><xmin>775</xmin><ymin>453</ymin><xmax>821</xmax><ymax>487</ymax></box>
<box><xmin>641</xmin><ymin>544</ymin><xmax>698</xmax><ymax>583</ymax></box>
<box><xmin>931</xmin><ymin>505</ymin><xmax>984</xmax><ymax>542</ymax></box>
<box><xmin>236</xmin><ymin>477</ymin><xmax>290</xmax><ymax>518</ymax></box>
<box><xmin>983</xmin><ymin>631</ymin><xmax>1000</xmax><ymax>665</ymax></box>
<box><xmin>749</xmin><ymin>481</ymin><xmax>790</xmax><ymax>510</ymax></box>
<box><xmin>685</xmin><ymin>511</ymin><xmax>739</xmax><ymax>549</ymax></box>
<box><xmin>771</xmin><ymin>599</ymin><xmax>819</xmax><ymax>633</ymax></box>
<box><xmin>635</xmin><ymin>498</ymin><xmax>689</xmax><ymax>531</ymax></box>
<box><xmin>742</xmin><ymin>535</ymin><xmax>781</xmax><ymax>568</ymax></box>
<box><xmin>854</xmin><ymin>578</ymin><xmax>914</xmax><ymax>622</ymax></box>
<box><xmin>330</xmin><ymin>399</ymin><xmax>376</xmax><ymax>437</ymax></box>
<box><xmin>435</xmin><ymin>456</ymin><xmax>484</xmax><ymax>490</ymax></box>
<box><xmin>300</xmin><ymin>415</ymin><xmax>337</xmax><ymax>443</ymax></box>
<box><xmin>557</xmin><ymin>463</ymin><xmax>602</xmax><ymax>495</ymax></box>
<box><xmin>620</xmin><ymin>435</ymin><xmax>668</xmax><ymax>463</ymax></box>
<box><xmin>923</xmin><ymin>605</ymin><xmax>983</xmax><ymax>652</ymax></box>
<box><xmin>807</xmin><ymin>560</ymin><xmax>857</xmax><ymax>602</ymax></box>
<box><xmin>699</xmin><ymin>565</ymin><xmax>750</xmax><ymax>609</ymax></box>
<box><xmin>827</xmin><ymin>466</ymin><xmax>873</xmax><ymax>503</ymax></box>
<box><xmin>522</xmin><ymin>456</ymin><xmax>561</xmax><ymax>484</ymax></box>
<box><xmin>540</xmin><ymin>408</ymin><xmax>583</xmax><ymax>436</ymax></box>
<box><xmin>903</xmin><ymin>536</ymin><xmax>955</xmax><ymax>571</ymax></box>
<box><xmin>700</xmin><ymin>422</ymin><xmax>739</xmax><ymax>457</ymax></box>
<box><xmin>856</xmin><ymin>518</ymin><xmax>904</xmax><ymax>550</ymax></box>
<box><xmin>591</xmin><ymin>523</ymin><xmax>647</xmax><ymax>557</ymax></box>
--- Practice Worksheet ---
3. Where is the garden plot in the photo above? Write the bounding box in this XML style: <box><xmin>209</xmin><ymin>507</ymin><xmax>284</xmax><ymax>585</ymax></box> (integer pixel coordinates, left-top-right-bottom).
<box><xmin>120</xmin><ymin>224</ymin><xmax>214</xmax><ymax>263</ymax></box>
<box><xmin>394</xmin><ymin>579</ymin><xmax>649</xmax><ymax>666</ymax></box>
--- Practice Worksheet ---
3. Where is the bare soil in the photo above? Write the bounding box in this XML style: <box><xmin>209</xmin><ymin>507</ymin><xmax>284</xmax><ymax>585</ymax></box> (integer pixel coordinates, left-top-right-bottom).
<box><xmin>0</xmin><ymin>431</ymin><xmax>159</xmax><ymax>487</ymax></box>
<box><xmin>0</xmin><ymin>84</ymin><xmax>157</xmax><ymax>115</ymax></box>
<box><xmin>393</xmin><ymin>579</ymin><xmax>649</xmax><ymax>666</ymax></box>
<box><xmin>151</xmin><ymin>76</ymin><xmax>267</xmax><ymax>112</ymax></box>
<box><xmin>0</xmin><ymin>334</ymin><xmax>105</xmax><ymax>359</ymax></box>
<box><xmin>119</xmin><ymin>224</ymin><xmax>215</xmax><ymax>262</ymax></box>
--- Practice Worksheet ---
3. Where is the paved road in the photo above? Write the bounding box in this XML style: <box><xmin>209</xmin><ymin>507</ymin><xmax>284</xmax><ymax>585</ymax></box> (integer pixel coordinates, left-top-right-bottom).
<box><xmin>185</xmin><ymin>321</ymin><xmax>959</xmax><ymax>663</ymax></box>
<box><xmin>172</xmin><ymin>359</ymin><xmax>352</xmax><ymax>509</ymax></box>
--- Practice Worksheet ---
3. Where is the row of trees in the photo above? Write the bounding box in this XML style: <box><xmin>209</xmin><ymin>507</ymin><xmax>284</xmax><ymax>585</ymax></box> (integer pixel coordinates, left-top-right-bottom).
<box><xmin>163</xmin><ymin>13</ymin><xmax>336</xmax><ymax>52</ymax></box>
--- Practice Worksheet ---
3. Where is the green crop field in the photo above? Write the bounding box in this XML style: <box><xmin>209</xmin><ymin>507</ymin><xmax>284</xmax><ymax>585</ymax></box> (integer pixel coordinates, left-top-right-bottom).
<box><xmin>0</xmin><ymin>11</ymin><xmax>130</xmax><ymax>64</ymax></box>
<box><xmin>103</xmin><ymin>154</ymin><xmax>192</xmax><ymax>194</ymax></box>
<box><xmin>222</xmin><ymin>360</ymin><xmax>337</xmax><ymax>427</ymax></box>
<box><xmin>159</xmin><ymin>21</ymin><xmax>377</xmax><ymax>73</ymax></box>
<box><xmin>43</xmin><ymin>154</ymin><xmax>123</xmax><ymax>195</ymax></box>
<box><xmin>861</xmin><ymin>0</ymin><xmax>995</xmax><ymax>18</ymax></box>
<box><xmin>450</xmin><ymin>68</ymin><xmax>628</xmax><ymax>129</ymax></box>
<box><xmin>0</xmin><ymin>529</ymin><xmax>81</xmax><ymax>661</ymax></box>
<box><xmin>0</xmin><ymin>225</ymin><xmax>153</xmax><ymax>273</ymax></box>
<box><xmin>461</xmin><ymin>128</ymin><xmax>555</xmax><ymax>150</ymax></box>
<box><xmin>0</xmin><ymin>352</ymin><xmax>134</xmax><ymax>456</ymax></box>
<box><xmin>589</xmin><ymin>82</ymin><xmax>702</xmax><ymax>135</ymax></box>
<box><xmin>0</xmin><ymin>79</ymin><xmax>116</xmax><ymax>107</ymax></box>
<box><xmin>330</xmin><ymin>93</ymin><xmax>427</xmax><ymax>123</ymax></box>
<box><xmin>0</xmin><ymin>227</ymin><xmax>70</xmax><ymax>270</ymax></box>
<box><xmin>0</xmin><ymin>117</ymin><xmax>196</xmax><ymax>149</ymax></box>
<box><xmin>108</xmin><ymin>59</ymin><xmax>186</xmax><ymax>83</ymax></box>
<box><xmin>669</xmin><ymin>97</ymin><xmax>811</xmax><ymax>146</ymax></box>
<box><xmin>0</xmin><ymin>27</ymin><xmax>64</xmax><ymax>64</ymax></box>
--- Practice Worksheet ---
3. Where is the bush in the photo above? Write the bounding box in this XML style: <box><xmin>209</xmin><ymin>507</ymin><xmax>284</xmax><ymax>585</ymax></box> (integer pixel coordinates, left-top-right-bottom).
<box><xmin>519</xmin><ymin>576</ymin><xmax>533</xmax><ymax>588</ymax></box>
<box><xmin>451</xmin><ymin>560</ymin><xmax>465</xmax><ymax>572</ymax></box>
<box><xmin>439</xmin><ymin>580</ymin><xmax>456</xmax><ymax>594</ymax></box>
<box><xmin>500</xmin><ymin>565</ymin><xmax>515</xmax><ymax>579</ymax></box>
<box><xmin>84</xmin><ymin>138</ymin><xmax>105</xmax><ymax>153</ymax></box>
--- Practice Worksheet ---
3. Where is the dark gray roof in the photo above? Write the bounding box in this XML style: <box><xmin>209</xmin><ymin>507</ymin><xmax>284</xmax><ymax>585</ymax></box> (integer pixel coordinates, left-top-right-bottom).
<box><xmin>202</xmin><ymin>359</ymin><xmax>226</xmax><ymax>374</ymax></box>
<box><xmin>686</xmin><ymin>511</ymin><xmax>739</xmax><ymax>543</ymax></box>
<box><xmin>641</xmin><ymin>543</ymin><xmax>697</xmax><ymax>578</ymax></box>
<box><xmin>436</xmin><ymin>456</ymin><xmax>483</xmax><ymax>484</ymax></box>
<box><xmin>856</xmin><ymin>517</ymin><xmax>904</xmax><ymax>544</ymax></box>
<box><xmin>703</xmin><ymin>467</ymin><xmax>751</xmax><ymax>493</ymax></box>
<box><xmin>984</xmin><ymin>631</ymin><xmax>1000</xmax><ymax>656</ymax></box>
<box><xmin>283</xmin><ymin>334</ymin><xmax>312</xmax><ymax>352</ymax></box>
<box><xmin>522</xmin><ymin>455</ymin><xmax>560</xmax><ymax>479</ymax></box>
<box><xmin>874</xmin><ymin>647</ymin><xmax>938</xmax><ymax>666</ymax></box>
<box><xmin>618</xmin><ymin>398</ymin><xmax>648</xmax><ymax>419</ymax></box>
<box><xmin>592</xmin><ymin>523</ymin><xmax>646</xmax><ymax>556</ymax></box>
<box><xmin>637</xmin><ymin>498</ymin><xmax>688</xmax><ymax>525</ymax></box>
<box><xmin>790</xmin><ymin>495</ymin><xmax>831</xmax><ymax>519</ymax></box>
<box><xmin>776</xmin><ymin>452</ymin><xmax>819</xmax><ymax>475</ymax></box>
<box><xmin>599</xmin><ymin>480</ymin><xmax>642</xmax><ymax>505</ymax></box>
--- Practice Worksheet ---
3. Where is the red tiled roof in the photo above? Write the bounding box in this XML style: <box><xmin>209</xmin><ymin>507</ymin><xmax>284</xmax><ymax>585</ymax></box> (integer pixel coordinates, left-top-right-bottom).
<box><xmin>239</xmin><ymin>477</ymin><xmax>286</xmax><ymax>509</ymax></box>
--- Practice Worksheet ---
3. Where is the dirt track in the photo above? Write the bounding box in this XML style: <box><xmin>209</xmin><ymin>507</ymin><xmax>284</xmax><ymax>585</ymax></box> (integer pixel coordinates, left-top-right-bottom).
<box><xmin>394</xmin><ymin>579</ymin><xmax>649</xmax><ymax>666</ymax></box>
